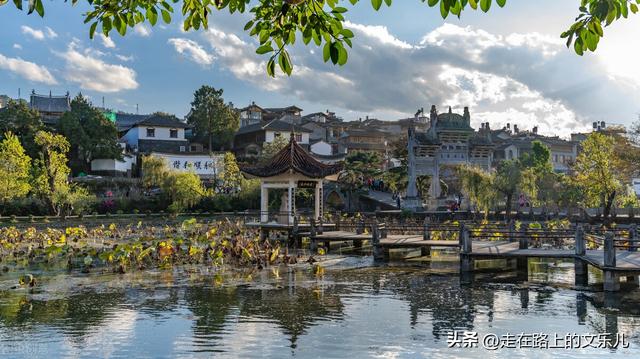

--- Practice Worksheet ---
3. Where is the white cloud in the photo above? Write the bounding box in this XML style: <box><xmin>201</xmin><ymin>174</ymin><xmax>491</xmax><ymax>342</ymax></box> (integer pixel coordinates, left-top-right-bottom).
<box><xmin>344</xmin><ymin>21</ymin><xmax>413</xmax><ymax>49</ymax></box>
<box><xmin>134</xmin><ymin>24</ymin><xmax>152</xmax><ymax>37</ymax></box>
<box><xmin>21</xmin><ymin>25</ymin><xmax>58</xmax><ymax>40</ymax></box>
<box><xmin>13</xmin><ymin>44</ymin><xmax>22</xmax><ymax>50</ymax></box>
<box><xmin>21</xmin><ymin>25</ymin><xmax>44</xmax><ymax>40</ymax></box>
<box><xmin>174</xmin><ymin>20</ymin><xmax>634</xmax><ymax>137</ymax></box>
<box><xmin>45</xmin><ymin>27</ymin><xmax>58</xmax><ymax>39</ymax></box>
<box><xmin>0</xmin><ymin>53</ymin><xmax>57</xmax><ymax>84</ymax></box>
<box><xmin>58</xmin><ymin>41</ymin><xmax>138</xmax><ymax>93</ymax></box>
<box><xmin>168</xmin><ymin>38</ymin><xmax>214</xmax><ymax>66</ymax></box>
<box><xmin>115</xmin><ymin>54</ymin><xmax>134</xmax><ymax>62</ymax></box>
<box><xmin>99</xmin><ymin>34</ymin><xmax>116</xmax><ymax>49</ymax></box>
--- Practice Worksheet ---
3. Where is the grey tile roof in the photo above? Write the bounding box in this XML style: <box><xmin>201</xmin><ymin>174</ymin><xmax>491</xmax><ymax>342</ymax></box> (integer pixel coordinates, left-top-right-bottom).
<box><xmin>235</xmin><ymin>119</ymin><xmax>312</xmax><ymax>135</ymax></box>
<box><xmin>30</xmin><ymin>93</ymin><xmax>70</xmax><ymax>113</ymax></box>
<box><xmin>136</xmin><ymin>114</ymin><xmax>189</xmax><ymax>128</ymax></box>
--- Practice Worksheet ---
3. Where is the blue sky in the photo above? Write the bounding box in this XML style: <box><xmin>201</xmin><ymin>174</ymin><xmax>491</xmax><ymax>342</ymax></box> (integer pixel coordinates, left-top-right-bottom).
<box><xmin>1</xmin><ymin>1</ymin><xmax>639</xmax><ymax>137</ymax></box>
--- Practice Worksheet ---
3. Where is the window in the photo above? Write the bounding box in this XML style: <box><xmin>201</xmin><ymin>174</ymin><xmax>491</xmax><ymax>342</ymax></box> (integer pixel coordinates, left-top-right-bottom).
<box><xmin>179</xmin><ymin>146</ymin><xmax>186</xmax><ymax>152</ymax></box>
<box><xmin>170</xmin><ymin>129</ymin><xmax>178</xmax><ymax>138</ymax></box>
<box><xmin>146</xmin><ymin>128</ymin><xmax>155</xmax><ymax>137</ymax></box>
<box><xmin>295</xmin><ymin>133</ymin><xmax>302</xmax><ymax>142</ymax></box>
<box><xmin>190</xmin><ymin>145</ymin><xmax>198</xmax><ymax>152</ymax></box>
<box><xmin>554</xmin><ymin>155</ymin><xmax>558</xmax><ymax>162</ymax></box>
<box><xmin>274</xmin><ymin>132</ymin><xmax>281</xmax><ymax>138</ymax></box>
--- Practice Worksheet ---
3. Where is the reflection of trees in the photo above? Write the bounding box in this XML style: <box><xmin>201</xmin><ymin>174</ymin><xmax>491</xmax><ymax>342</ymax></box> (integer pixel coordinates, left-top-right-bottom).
<box><xmin>0</xmin><ymin>290</ymin><xmax>125</xmax><ymax>335</ymax></box>
<box><xmin>183</xmin><ymin>280</ymin><xmax>345</xmax><ymax>349</ymax></box>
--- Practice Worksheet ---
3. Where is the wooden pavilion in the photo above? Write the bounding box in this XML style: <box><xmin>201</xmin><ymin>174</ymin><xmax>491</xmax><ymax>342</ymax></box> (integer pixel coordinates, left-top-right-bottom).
<box><xmin>241</xmin><ymin>134</ymin><xmax>342</xmax><ymax>228</ymax></box>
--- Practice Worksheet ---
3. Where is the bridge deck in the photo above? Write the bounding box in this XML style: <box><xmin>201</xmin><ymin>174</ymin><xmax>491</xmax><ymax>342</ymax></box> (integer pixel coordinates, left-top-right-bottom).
<box><xmin>311</xmin><ymin>230</ymin><xmax>640</xmax><ymax>272</ymax></box>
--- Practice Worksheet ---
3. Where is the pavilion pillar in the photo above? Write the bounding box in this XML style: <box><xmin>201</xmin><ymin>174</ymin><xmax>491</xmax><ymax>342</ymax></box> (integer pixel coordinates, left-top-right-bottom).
<box><xmin>260</xmin><ymin>184</ymin><xmax>269</xmax><ymax>223</ymax></box>
<box><xmin>315</xmin><ymin>180</ymin><xmax>323</xmax><ymax>221</ymax></box>
<box><xmin>288</xmin><ymin>180</ymin><xmax>295</xmax><ymax>226</ymax></box>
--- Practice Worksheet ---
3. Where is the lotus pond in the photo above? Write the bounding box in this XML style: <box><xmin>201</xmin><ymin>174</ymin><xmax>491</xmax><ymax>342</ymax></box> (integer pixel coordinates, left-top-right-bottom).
<box><xmin>1</xmin><ymin>220</ymin><xmax>640</xmax><ymax>358</ymax></box>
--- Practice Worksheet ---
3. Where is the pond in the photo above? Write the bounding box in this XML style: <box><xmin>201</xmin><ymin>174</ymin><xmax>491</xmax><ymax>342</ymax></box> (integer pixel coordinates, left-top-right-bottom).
<box><xmin>0</xmin><ymin>252</ymin><xmax>639</xmax><ymax>358</ymax></box>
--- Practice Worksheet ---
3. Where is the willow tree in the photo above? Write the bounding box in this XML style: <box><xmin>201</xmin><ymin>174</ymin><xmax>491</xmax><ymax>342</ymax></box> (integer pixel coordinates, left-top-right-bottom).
<box><xmin>0</xmin><ymin>132</ymin><xmax>31</xmax><ymax>204</ymax></box>
<box><xmin>456</xmin><ymin>165</ymin><xmax>495</xmax><ymax>218</ymax></box>
<box><xmin>494</xmin><ymin>160</ymin><xmax>536</xmax><ymax>220</ymax></box>
<box><xmin>3</xmin><ymin>0</ymin><xmax>635</xmax><ymax>75</ymax></box>
<box><xmin>573</xmin><ymin>132</ymin><xmax>621</xmax><ymax>219</ymax></box>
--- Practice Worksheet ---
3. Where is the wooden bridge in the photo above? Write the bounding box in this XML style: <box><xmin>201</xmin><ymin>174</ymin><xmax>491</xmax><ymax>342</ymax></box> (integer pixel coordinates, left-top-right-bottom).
<box><xmin>305</xmin><ymin>219</ymin><xmax>640</xmax><ymax>292</ymax></box>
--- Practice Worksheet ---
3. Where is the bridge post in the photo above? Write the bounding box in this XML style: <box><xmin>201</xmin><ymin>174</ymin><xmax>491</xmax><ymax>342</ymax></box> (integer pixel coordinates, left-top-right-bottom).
<box><xmin>290</xmin><ymin>216</ymin><xmax>299</xmax><ymax>248</ymax></box>
<box><xmin>603</xmin><ymin>232</ymin><xmax>620</xmax><ymax>292</ymax></box>
<box><xmin>356</xmin><ymin>218</ymin><xmax>364</xmax><ymax>235</ymax></box>
<box><xmin>423</xmin><ymin>218</ymin><xmax>430</xmax><ymax>241</ymax></box>
<box><xmin>629</xmin><ymin>224</ymin><xmax>637</xmax><ymax>252</ymax></box>
<box><xmin>372</xmin><ymin>220</ymin><xmax>387</xmax><ymax>262</ymax></box>
<box><xmin>460</xmin><ymin>225</ymin><xmax>473</xmax><ymax>270</ymax></box>
<box><xmin>574</xmin><ymin>225</ymin><xmax>588</xmax><ymax>286</ymax></box>
<box><xmin>318</xmin><ymin>216</ymin><xmax>324</xmax><ymax>235</ymax></box>
<box><xmin>336</xmin><ymin>211</ymin><xmax>341</xmax><ymax>231</ymax></box>
<box><xmin>508</xmin><ymin>219</ymin><xmax>516</xmax><ymax>242</ymax></box>
<box><xmin>310</xmin><ymin>218</ymin><xmax>317</xmax><ymax>253</ymax></box>
<box><xmin>519</xmin><ymin>224</ymin><xmax>528</xmax><ymax>250</ymax></box>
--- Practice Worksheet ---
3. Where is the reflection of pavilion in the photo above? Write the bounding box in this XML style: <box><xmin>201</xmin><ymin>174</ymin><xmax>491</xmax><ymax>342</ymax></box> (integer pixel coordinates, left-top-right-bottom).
<box><xmin>242</xmin><ymin>134</ymin><xmax>342</xmax><ymax>230</ymax></box>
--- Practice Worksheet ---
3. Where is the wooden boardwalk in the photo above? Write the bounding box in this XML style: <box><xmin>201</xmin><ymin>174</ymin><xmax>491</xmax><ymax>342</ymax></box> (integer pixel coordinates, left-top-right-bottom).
<box><xmin>307</xmin><ymin>222</ymin><xmax>640</xmax><ymax>291</ymax></box>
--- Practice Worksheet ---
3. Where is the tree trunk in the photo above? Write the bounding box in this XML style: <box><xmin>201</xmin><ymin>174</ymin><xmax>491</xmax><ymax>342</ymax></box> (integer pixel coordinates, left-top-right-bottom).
<box><xmin>505</xmin><ymin>193</ymin><xmax>513</xmax><ymax>221</ymax></box>
<box><xmin>603</xmin><ymin>190</ymin><xmax>616</xmax><ymax>219</ymax></box>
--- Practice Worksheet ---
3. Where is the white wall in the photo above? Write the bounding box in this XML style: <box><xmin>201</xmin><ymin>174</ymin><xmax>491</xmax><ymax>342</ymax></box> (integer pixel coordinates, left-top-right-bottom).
<box><xmin>150</xmin><ymin>152</ymin><xmax>224</xmax><ymax>177</ymax></box>
<box><xmin>91</xmin><ymin>156</ymin><xmax>136</xmax><ymax>173</ymax></box>
<box><xmin>265</xmin><ymin>130</ymin><xmax>309</xmax><ymax>144</ymax></box>
<box><xmin>138</xmin><ymin>126</ymin><xmax>185</xmax><ymax>141</ymax></box>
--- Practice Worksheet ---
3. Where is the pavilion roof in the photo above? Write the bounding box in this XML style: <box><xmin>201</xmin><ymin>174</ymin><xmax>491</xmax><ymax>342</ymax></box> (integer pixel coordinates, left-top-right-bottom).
<box><xmin>241</xmin><ymin>136</ymin><xmax>343</xmax><ymax>178</ymax></box>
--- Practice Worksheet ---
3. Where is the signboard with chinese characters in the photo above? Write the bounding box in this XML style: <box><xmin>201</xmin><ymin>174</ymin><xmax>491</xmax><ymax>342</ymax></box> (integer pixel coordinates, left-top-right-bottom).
<box><xmin>297</xmin><ymin>180</ymin><xmax>317</xmax><ymax>189</ymax></box>
<box><xmin>150</xmin><ymin>152</ymin><xmax>224</xmax><ymax>178</ymax></box>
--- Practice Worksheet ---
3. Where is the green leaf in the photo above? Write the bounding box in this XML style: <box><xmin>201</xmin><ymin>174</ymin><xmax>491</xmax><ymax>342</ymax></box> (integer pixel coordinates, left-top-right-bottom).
<box><xmin>496</xmin><ymin>0</ymin><xmax>506</xmax><ymax>7</ymax></box>
<box><xmin>89</xmin><ymin>22</ymin><xmax>98</xmax><ymax>39</ymax></box>
<box><xmin>330</xmin><ymin>42</ymin><xmax>340</xmax><ymax>64</ymax></box>
<box><xmin>256</xmin><ymin>43</ymin><xmax>273</xmax><ymax>54</ymax></box>
<box><xmin>161</xmin><ymin>9</ymin><xmax>171</xmax><ymax>24</ymax></box>
<box><xmin>34</xmin><ymin>0</ymin><xmax>43</xmax><ymax>16</ymax></box>
<box><xmin>147</xmin><ymin>7</ymin><xmax>158</xmax><ymax>26</ymax></box>
<box><xmin>278</xmin><ymin>50</ymin><xmax>293</xmax><ymax>75</ymax></box>
<box><xmin>371</xmin><ymin>0</ymin><xmax>382</xmax><ymax>10</ymax></box>
<box><xmin>338</xmin><ymin>45</ymin><xmax>348</xmax><ymax>65</ymax></box>
<box><xmin>266</xmin><ymin>58</ymin><xmax>276</xmax><ymax>77</ymax></box>
<box><xmin>323</xmin><ymin>42</ymin><xmax>331</xmax><ymax>62</ymax></box>
<box><xmin>12</xmin><ymin>0</ymin><xmax>22</xmax><ymax>10</ymax></box>
<box><xmin>440</xmin><ymin>0</ymin><xmax>449</xmax><ymax>18</ymax></box>
<box><xmin>480</xmin><ymin>0</ymin><xmax>491</xmax><ymax>12</ymax></box>
<box><xmin>427</xmin><ymin>0</ymin><xmax>438</xmax><ymax>7</ymax></box>
<box><xmin>243</xmin><ymin>20</ymin><xmax>254</xmax><ymax>31</ymax></box>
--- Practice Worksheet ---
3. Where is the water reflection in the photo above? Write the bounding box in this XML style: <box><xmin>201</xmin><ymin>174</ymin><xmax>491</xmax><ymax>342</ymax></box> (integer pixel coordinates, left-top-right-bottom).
<box><xmin>0</xmin><ymin>259</ymin><xmax>638</xmax><ymax>358</ymax></box>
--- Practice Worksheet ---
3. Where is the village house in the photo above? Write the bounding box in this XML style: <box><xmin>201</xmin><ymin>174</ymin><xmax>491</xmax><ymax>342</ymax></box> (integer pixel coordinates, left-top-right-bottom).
<box><xmin>233</xmin><ymin>119</ymin><xmax>311</xmax><ymax>157</ymax></box>
<box><xmin>119</xmin><ymin>113</ymin><xmax>190</xmax><ymax>153</ymax></box>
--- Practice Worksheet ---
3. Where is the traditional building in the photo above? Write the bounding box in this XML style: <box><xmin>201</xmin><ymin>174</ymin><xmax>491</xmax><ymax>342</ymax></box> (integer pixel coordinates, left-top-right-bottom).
<box><xmin>406</xmin><ymin>105</ymin><xmax>494</xmax><ymax>209</ymax></box>
<box><xmin>29</xmin><ymin>90</ymin><xmax>71</xmax><ymax>124</ymax></box>
<box><xmin>233</xmin><ymin>119</ymin><xmax>311</xmax><ymax>157</ymax></box>
<box><xmin>120</xmin><ymin>114</ymin><xmax>189</xmax><ymax>153</ymax></box>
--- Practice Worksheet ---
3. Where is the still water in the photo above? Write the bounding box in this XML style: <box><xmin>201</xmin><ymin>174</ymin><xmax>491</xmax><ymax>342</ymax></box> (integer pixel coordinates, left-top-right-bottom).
<box><xmin>1</xmin><ymin>252</ymin><xmax>639</xmax><ymax>358</ymax></box>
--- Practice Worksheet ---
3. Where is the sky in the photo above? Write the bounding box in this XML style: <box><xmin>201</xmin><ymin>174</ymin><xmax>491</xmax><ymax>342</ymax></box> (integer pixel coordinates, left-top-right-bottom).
<box><xmin>1</xmin><ymin>1</ymin><xmax>639</xmax><ymax>138</ymax></box>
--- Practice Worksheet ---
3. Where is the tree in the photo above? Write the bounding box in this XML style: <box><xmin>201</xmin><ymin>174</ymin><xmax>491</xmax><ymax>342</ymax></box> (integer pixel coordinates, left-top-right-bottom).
<box><xmin>259</xmin><ymin>135</ymin><xmax>289</xmax><ymax>163</ymax></box>
<box><xmin>457</xmin><ymin>165</ymin><xmax>495</xmax><ymax>217</ymax></box>
<box><xmin>141</xmin><ymin>155</ymin><xmax>208</xmax><ymax>212</ymax></box>
<box><xmin>519</xmin><ymin>140</ymin><xmax>554</xmax><ymax>208</ymax></box>
<box><xmin>0</xmin><ymin>99</ymin><xmax>44</xmax><ymax>159</ymax></box>
<box><xmin>0</xmin><ymin>132</ymin><xmax>32</xmax><ymax>204</ymax></box>
<box><xmin>57</xmin><ymin>94</ymin><xmax>122</xmax><ymax>174</ymax></box>
<box><xmin>187</xmin><ymin>86</ymin><xmax>239</xmax><ymax>151</ymax></box>
<box><xmin>32</xmin><ymin>130</ymin><xmax>93</xmax><ymax>215</ymax></box>
<box><xmin>3</xmin><ymin>0</ymin><xmax>633</xmax><ymax>75</ymax></box>
<box><xmin>493</xmin><ymin>160</ymin><xmax>536</xmax><ymax>219</ymax></box>
<box><xmin>221</xmin><ymin>152</ymin><xmax>243</xmax><ymax>193</ymax></box>
<box><xmin>573</xmin><ymin>132</ymin><xmax>621</xmax><ymax>219</ymax></box>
